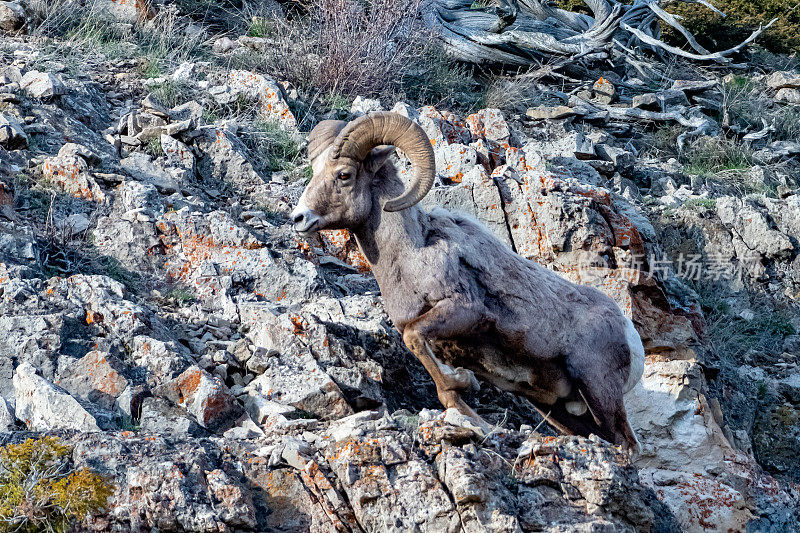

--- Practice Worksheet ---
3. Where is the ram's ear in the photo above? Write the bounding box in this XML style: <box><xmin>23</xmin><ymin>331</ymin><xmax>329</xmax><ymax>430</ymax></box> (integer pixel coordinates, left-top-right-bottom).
<box><xmin>363</xmin><ymin>145</ymin><xmax>395</xmax><ymax>173</ymax></box>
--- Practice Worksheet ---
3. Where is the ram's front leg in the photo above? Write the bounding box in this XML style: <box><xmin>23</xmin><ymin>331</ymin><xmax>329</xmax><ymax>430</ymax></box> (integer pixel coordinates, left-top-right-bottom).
<box><xmin>401</xmin><ymin>299</ymin><xmax>489</xmax><ymax>429</ymax></box>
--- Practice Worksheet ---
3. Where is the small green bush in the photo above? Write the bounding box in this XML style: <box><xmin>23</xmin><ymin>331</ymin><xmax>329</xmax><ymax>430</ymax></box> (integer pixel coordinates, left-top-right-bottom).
<box><xmin>144</xmin><ymin>137</ymin><xmax>164</xmax><ymax>157</ymax></box>
<box><xmin>664</xmin><ymin>0</ymin><xmax>800</xmax><ymax>55</ymax></box>
<box><xmin>401</xmin><ymin>43</ymin><xmax>483</xmax><ymax>110</ymax></box>
<box><xmin>247</xmin><ymin>17</ymin><xmax>275</xmax><ymax>38</ymax></box>
<box><xmin>234</xmin><ymin>0</ymin><xmax>483</xmax><ymax>109</ymax></box>
<box><xmin>97</xmin><ymin>256</ymin><xmax>141</xmax><ymax>292</ymax></box>
<box><xmin>681</xmin><ymin>136</ymin><xmax>753</xmax><ymax>175</ymax></box>
<box><xmin>696</xmin><ymin>284</ymin><xmax>796</xmax><ymax>363</ymax></box>
<box><xmin>164</xmin><ymin>286</ymin><xmax>196</xmax><ymax>306</ymax></box>
<box><xmin>683</xmin><ymin>197</ymin><xmax>717</xmax><ymax>210</ymax></box>
<box><xmin>240</xmin><ymin>120</ymin><xmax>305</xmax><ymax>175</ymax></box>
<box><xmin>0</xmin><ymin>437</ymin><xmax>114</xmax><ymax>533</ymax></box>
<box><xmin>148</xmin><ymin>79</ymin><xmax>195</xmax><ymax>109</ymax></box>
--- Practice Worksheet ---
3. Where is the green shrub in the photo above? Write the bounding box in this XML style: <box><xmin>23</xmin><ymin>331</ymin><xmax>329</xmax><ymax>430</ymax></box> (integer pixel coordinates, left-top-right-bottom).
<box><xmin>233</xmin><ymin>0</ymin><xmax>483</xmax><ymax>109</ymax></box>
<box><xmin>164</xmin><ymin>286</ymin><xmax>196</xmax><ymax>306</ymax></box>
<box><xmin>147</xmin><ymin>79</ymin><xmax>195</xmax><ymax>109</ymax></box>
<box><xmin>247</xmin><ymin>16</ymin><xmax>275</xmax><ymax>38</ymax></box>
<box><xmin>681</xmin><ymin>136</ymin><xmax>753</xmax><ymax>175</ymax></box>
<box><xmin>695</xmin><ymin>284</ymin><xmax>796</xmax><ymax>363</ymax></box>
<box><xmin>400</xmin><ymin>43</ymin><xmax>483</xmax><ymax>110</ymax></box>
<box><xmin>683</xmin><ymin>197</ymin><xmax>717</xmax><ymax>209</ymax></box>
<box><xmin>664</xmin><ymin>0</ymin><xmax>800</xmax><ymax>55</ymax></box>
<box><xmin>240</xmin><ymin>120</ymin><xmax>305</xmax><ymax>175</ymax></box>
<box><xmin>96</xmin><ymin>256</ymin><xmax>141</xmax><ymax>292</ymax></box>
<box><xmin>144</xmin><ymin>137</ymin><xmax>164</xmax><ymax>157</ymax></box>
<box><xmin>0</xmin><ymin>437</ymin><xmax>114</xmax><ymax>533</ymax></box>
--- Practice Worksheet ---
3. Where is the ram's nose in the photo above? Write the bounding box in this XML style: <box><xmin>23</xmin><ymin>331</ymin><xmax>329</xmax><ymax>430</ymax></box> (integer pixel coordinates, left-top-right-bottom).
<box><xmin>290</xmin><ymin>204</ymin><xmax>320</xmax><ymax>234</ymax></box>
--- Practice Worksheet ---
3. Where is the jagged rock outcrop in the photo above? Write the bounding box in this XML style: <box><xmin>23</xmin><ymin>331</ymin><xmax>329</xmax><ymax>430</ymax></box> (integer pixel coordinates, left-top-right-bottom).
<box><xmin>0</xmin><ymin>21</ymin><xmax>798</xmax><ymax>532</ymax></box>
<box><xmin>1</xmin><ymin>412</ymin><xmax>670</xmax><ymax>532</ymax></box>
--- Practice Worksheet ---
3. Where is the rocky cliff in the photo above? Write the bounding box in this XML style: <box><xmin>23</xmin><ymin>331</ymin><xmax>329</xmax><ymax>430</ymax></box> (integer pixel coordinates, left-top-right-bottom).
<box><xmin>1</xmin><ymin>1</ymin><xmax>799</xmax><ymax>531</ymax></box>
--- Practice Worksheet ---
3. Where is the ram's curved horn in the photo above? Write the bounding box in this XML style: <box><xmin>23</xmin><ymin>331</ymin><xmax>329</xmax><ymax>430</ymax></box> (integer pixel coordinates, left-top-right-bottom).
<box><xmin>331</xmin><ymin>112</ymin><xmax>436</xmax><ymax>212</ymax></box>
<box><xmin>308</xmin><ymin>120</ymin><xmax>347</xmax><ymax>162</ymax></box>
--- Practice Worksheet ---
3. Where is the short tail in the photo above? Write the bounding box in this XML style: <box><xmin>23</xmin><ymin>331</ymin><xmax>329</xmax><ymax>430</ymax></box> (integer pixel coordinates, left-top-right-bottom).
<box><xmin>622</xmin><ymin>317</ymin><xmax>645</xmax><ymax>394</ymax></box>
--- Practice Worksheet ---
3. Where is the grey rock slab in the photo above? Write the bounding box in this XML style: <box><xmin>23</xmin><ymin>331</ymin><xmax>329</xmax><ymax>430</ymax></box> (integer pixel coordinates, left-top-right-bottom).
<box><xmin>154</xmin><ymin>366</ymin><xmax>244</xmax><ymax>433</ymax></box>
<box><xmin>526</xmin><ymin>105</ymin><xmax>579</xmax><ymax>120</ymax></box>
<box><xmin>0</xmin><ymin>1</ymin><xmax>25</xmax><ymax>32</ymax></box>
<box><xmin>20</xmin><ymin>70</ymin><xmax>66</xmax><ymax>98</ymax></box>
<box><xmin>58</xmin><ymin>350</ymin><xmax>129</xmax><ymax>411</ymax></box>
<box><xmin>632</xmin><ymin>89</ymin><xmax>689</xmax><ymax>110</ymax></box>
<box><xmin>120</xmin><ymin>152</ymin><xmax>181</xmax><ymax>191</ymax></box>
<box><xmin>766</xmin><ymin>71</ymin><xmax>800</xmax><ymax>90</ymax></box>
<box><xmin>326</xmin><ymin>432</ymin><xmax>456</xmax><ymax>531</ymax></box>
<box><xmin>244</xmin><ymin>352</ymin><xmax>353</xmax><ymax>421</ymax></box>
<box><xmin>423</xmin><ymin>165</ymin><xmax>513</xmax><ymax>247</ymax></box>
<box><xmin>13</xmin><ymin>361</ymin><xmax>100</xmax><ymax>431</ymax></box>
<box><xmin>0</xmin><ymin>312</ymin><xmax>62</xmax><ymax>398</ymax></box>
<box><xmin>161</xmin><ymin>134</ymin><xmax>194</xmax><ymax>170</ymax></box>
<box><xmin>71</xmin><ymin>433</ymin><xmax>256</xmax><ymax>531</ymax></box>
<box><xmin>56</xmin><ymin>212</ymin><xmax>90</xmax><ymax>235</ymax></box>
<box><xmin>212</xmin><ymin>36</ymin><xmax>239</xmax><ymax>53</ymax></box>
<box><xmin>671</xmin><ymin>79</ymin><xmax>718</xmax><ymax>93</ymax></box>
<box><xmin>195</xmin><ymin>126</ymin><xmax>265</xmax><ymax>195</ymax></box>
<box><xmin>350</xmin><ymin>96</ymin><xmax>383</xmax><ymax>116</ymax></box>
<box><xmin>717</xmin><ymin>196</ymin><xmax>793</xmax><ymax>259</ymax></box>
<box><xmin>522</xmin><ymin>129</ymin><xmax>595</xmax><ymax>160</ymax></box>
<box><xmin>435</xmin><ymin>142</ymin><xmax>478</xmax><ymax>183</ymax></box>
<box><xmin>775</xmin><ymin>88</ymin><xmax>800</xmax><ymax>105</ymax></box>
<box><xmin>0</xmin><ymin>395</ymin><xmax>14</xmax><ymax>432</ymax></box>
<box><xmin>139</xmin><ymin>396</ymin><xmax>209</xmax><ymax>437</ymax></box>
<box><xmin>57</xmin><ymin>142</ymin><xmax>103</xmax><ymax>166</ymax></box>
<box><xmin>595</xmin><ymin>143</ymin><xmax>635</xmax><ymax>171</ymax></box>
<box><xmin>0</xmin><ymin>112</ymin><xmax>27</xmax><ymax>148</ymax></box>
<box><xmin>172</xmin><ymin>61</ymin><xmax>195</xmax><ymax>82</ymax></box>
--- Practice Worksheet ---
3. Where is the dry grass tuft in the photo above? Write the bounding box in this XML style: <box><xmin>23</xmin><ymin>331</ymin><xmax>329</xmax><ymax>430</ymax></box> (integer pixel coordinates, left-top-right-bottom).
<box><xmin>28</xmin><ymin>0</ymin><xmax>208</xmax><ymax>76</ymax></box>
<box><xmin>232</xmin><ymin>0</ymin><xmax>480</xmax><ymax>108</ymax></box>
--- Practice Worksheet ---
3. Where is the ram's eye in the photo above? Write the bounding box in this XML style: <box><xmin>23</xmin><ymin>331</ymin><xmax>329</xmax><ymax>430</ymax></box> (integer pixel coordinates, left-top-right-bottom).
<box><xmin>337</xmin><ymin>171</ymin><xmax>352</xmax><ymax>181</ymax></box>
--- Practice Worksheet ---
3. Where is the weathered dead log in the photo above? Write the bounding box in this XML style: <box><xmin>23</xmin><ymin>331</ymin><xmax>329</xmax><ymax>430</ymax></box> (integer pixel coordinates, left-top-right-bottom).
<box><xmin>568</xmin><ymin>94</ymin><xmax>716</xmax><ymax>149</ymax></box>
<box><xmin>421</xmin><ymin>0</ymin><xmax>777</xmax><ymax>67</ymax></box>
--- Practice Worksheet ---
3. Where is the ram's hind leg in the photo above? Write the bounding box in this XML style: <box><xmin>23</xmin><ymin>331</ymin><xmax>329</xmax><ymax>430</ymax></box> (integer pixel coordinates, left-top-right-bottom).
<box><xmin>560</xmin><ymin>343</ymin><xmax>641</xmax><ymax>452</ymax></box>
<box><xmin>402</xmin><ymin>299</ymin><xmax>489</xmax><ymax>429</ymax></box>
<box><xmin>566</xmin><ymin>383</ymin><xmax>640</xmax><ymax>453</ymax></box>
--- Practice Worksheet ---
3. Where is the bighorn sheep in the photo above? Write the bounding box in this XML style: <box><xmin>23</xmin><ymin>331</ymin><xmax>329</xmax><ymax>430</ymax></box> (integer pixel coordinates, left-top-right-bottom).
<box><xmin>291</xmin><ymin>112</ymin><xmax>645</xmax><ymax>449</ymax></box>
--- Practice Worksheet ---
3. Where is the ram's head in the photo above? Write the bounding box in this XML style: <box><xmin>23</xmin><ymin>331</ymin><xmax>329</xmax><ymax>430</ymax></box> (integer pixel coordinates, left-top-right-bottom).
<box><xmin>291</xmin><ymin>112</ymin><xmax>435</xmax><ymax>234</ymax></box>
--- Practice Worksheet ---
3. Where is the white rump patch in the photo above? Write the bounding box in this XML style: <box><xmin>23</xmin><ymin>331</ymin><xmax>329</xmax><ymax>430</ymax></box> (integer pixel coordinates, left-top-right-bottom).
<box><xmin>565</xmin><ymin>400</ymin><xmax>587</xmax><ymax>416</ymax></box>
<box><xmin>623</xmin><ymin>317</ymin><xmax>645</xmax><ymax>394</ymax></box>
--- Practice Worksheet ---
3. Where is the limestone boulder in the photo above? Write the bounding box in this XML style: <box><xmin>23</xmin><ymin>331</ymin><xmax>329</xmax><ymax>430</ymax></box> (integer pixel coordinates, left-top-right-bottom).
<box><xmin>13</xmin><ymin>362</ymin><xmax>100</xmax><ymax>432</ymax></box>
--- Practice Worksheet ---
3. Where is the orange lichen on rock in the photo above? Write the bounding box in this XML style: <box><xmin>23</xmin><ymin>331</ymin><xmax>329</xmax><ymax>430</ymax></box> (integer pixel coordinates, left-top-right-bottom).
<box><xmin>42</xmin><ymin>156</ymin><xmax>105</xmax><ymax>202</ymax></box>
<box><xmin>85</xmin><ymin>310</ymin><xmax>104</xmax><ymax>325</ymax></box>
<box><xmin>174</xmin><ymin>368</ymin><xmax>203</xmax><ymax>405</ymax></box>
<box><xmin>318</xmin><ymin>230</ymin><xmax>371</xmax><ymax>272</ymax></box>
<box><xmin>162</xmin><ymin>223</ymin><xmax>264</xmax><ymax>283</ymax></box>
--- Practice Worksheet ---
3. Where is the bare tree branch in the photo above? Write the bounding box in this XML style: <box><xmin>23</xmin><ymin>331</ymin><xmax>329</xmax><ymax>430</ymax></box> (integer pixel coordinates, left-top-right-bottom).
<box><xmin>422</xmin><ymin>0</ymin><xmax>776</xmax><ymax>67</ymax></box>
<box><xmin>620</xmin><ymin>17</ymin><xmax>777</xmax><ymax>63</ymax></box>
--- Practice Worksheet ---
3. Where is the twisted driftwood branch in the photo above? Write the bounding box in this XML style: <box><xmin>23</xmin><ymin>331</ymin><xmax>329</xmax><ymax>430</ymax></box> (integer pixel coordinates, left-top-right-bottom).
<box><xmin>421</xmin><ymin>0</ymin><xmax>775</xmax><ymax>66</ymax></box>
